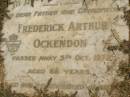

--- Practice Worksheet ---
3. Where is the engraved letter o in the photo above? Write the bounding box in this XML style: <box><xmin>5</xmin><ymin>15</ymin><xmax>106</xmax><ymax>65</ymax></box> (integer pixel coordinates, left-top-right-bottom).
<box><xmin>34</xmin><ymin>39</ymin><xmax>40</xmax><ymax>48</ymax></box>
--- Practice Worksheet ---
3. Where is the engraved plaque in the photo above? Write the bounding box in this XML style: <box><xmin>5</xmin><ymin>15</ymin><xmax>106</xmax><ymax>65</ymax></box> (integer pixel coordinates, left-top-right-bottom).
<box><xmin>2</xmin><ymin>0</ymin><xmax>129</xmax><ymax>97</ymax></box>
